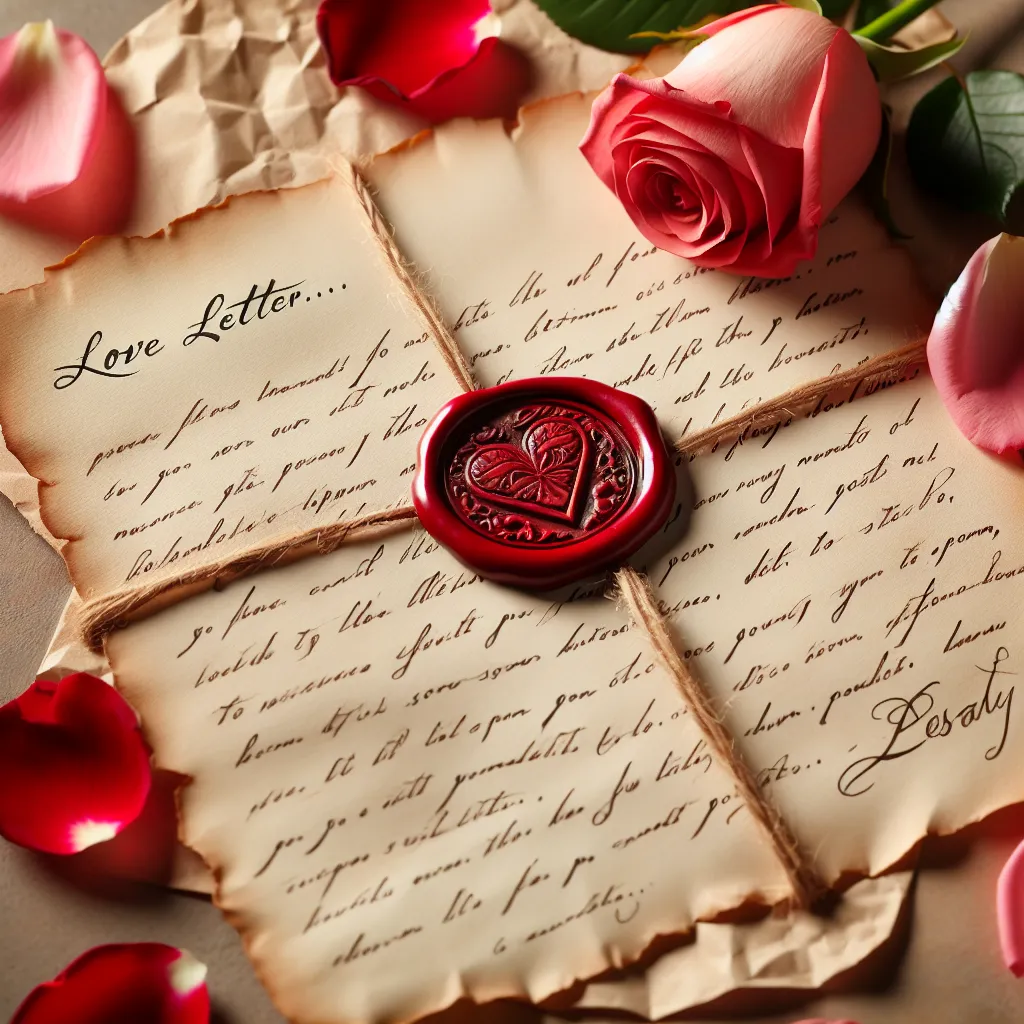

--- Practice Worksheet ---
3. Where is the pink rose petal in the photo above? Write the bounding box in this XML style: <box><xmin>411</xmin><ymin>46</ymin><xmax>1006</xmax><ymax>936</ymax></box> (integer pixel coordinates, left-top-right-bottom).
<box><xmin>0</xmin><ymin>22</ymin><xmax>103</xmax><ymax>201</ymax></box>
<box><xmin>928</xmin><ymin>234</ymin><xmax>1024</xmax><ymax>454</ymax></box>
<box><xmin>0</xmin><ymin>673</ymin><xmax>152</xmax><ymax>855</ymax></box>
<box><xmin>316</xmin><ymin>0</ymin><xmax>530</xmax><ymax>124</ymax></box>
<box><xmin>998</xmin><ymin>838</ymin><xmax>1024</xmax><ymax>975</ymax></box>
<box><xmin>667</xmin><ymin>6</ymin><xmax>839</xmax><ymax>151</ymax></box>
<box><xmin>11</xmin><ymin>944</ymin><xmax>209</xmax><ymax>1024</ymax></box>
<box><xmin>0</xmin><ymin>21</ymin><xmax>136</xmax><ymax>239</ymax></box>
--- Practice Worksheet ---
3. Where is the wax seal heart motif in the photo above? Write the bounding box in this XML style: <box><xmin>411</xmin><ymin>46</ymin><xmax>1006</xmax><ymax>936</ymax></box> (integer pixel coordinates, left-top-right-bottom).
<box><xmin>413</xmin><ymin>377</ymin><xmax>676</xmax><ymax>589</ymax></box>
<box><xmin>465</xmin><ymin>417</ymin><xmax>591</xmax><ymax>523</ymax></box>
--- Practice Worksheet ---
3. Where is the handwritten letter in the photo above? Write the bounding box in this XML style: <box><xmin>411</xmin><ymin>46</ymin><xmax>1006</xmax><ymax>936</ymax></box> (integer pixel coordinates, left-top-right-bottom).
<box><xmin>110</xmin><ymin>532</ymin><xmax>786</xmax><ymax>1023</ymax></box>
<box><xmin>0</xmin><ymin>181</ymin><xmax>459</xmax><ymax>594</ymax></box>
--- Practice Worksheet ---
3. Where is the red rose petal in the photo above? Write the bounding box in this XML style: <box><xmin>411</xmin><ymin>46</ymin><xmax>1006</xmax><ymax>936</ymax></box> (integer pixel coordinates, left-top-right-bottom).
<box><xmin>316</xmin><ymin>0</ymin><xmax>530</xmax><ymax>124</ymax></box>
<box><xmin>318</xmin><ymin>0</ymin><xmax>489</xmax><ymax>95</ymax></box>
<box><xmin>38</xmin><ymin>769</ymin><xmax>185</xmax><ymax>892</ymax></box>
<box><xmin>0</xmin><ymin>22</ymin><xmax>136</xmax><ymax>240</ymax></box>
<box><xmin>0</xmin><ymin>22</ymin><xmax>103</xmax><ymax>200</ymax></box>
<box><xmin>0</xmin><ymin>673</ymin><xmax>152</xmax><ymax>855</ymax></box>
<box><xmin>11</xmin><ymin>944</ymin><xmax>209</xmax><ymax>1024</ymax></box>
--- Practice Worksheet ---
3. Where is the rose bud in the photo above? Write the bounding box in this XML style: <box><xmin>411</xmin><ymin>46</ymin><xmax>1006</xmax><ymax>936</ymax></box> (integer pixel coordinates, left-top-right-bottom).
<box><xmin>927</xmin><ymin>234</ymin><xmax>1024</xmax><ymax>455</ymax></box>
<box><xmin>317</xmin><ymin>0</ymin><xmax>531</xmax><ymax>124</ymax></box>
<box><xmin>0</xmin><ymin>673</ymin><xmax>152</xmax><ymax>855</ymax></box>
<box><xmin>11</xmin><ymin>944</ymin><xmax>210</xmax><ymax>1024</ymax></box>
<box><xmin>580</xmin><ymin>4</ymin><xmax>881</xmax><ymax>278</ymax></box>
<box><xmin>0</xmin><ymin>21</ymin><xmax>136</xmax><ymax>241</ymax></box>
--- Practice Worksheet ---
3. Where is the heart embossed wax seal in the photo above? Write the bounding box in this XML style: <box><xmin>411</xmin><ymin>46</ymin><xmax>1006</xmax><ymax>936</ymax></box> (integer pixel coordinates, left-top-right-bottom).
<box><xmin>413</xmin><ymin>377</ymin><xmax>675</xmax><ymax>588</ymax></box>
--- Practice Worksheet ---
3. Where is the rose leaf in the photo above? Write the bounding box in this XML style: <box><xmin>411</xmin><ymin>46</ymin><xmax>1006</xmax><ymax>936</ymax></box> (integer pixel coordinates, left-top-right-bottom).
<box><xmin>855</xmin><ymin>32</ymin><xmax>966</xmax><ymax>83</ymax></box>
<box><xmin>862</xmin><ymin>104</ymin><xmax>911</xmax><ymax>239</ymax></box>
<box><xmin>907</xmin><ymin>70</ymin><xmax>1024</xmax><ymax>232</ymax></box>
<box><xmin>819</xmin><ymin>0</ymin><xmax>855</xmax><ymax>15</ymax></box>
<box><xmin>532</xmin><ymin>0</ymin><xmax>761</xmax><ymax>54</ymax></box>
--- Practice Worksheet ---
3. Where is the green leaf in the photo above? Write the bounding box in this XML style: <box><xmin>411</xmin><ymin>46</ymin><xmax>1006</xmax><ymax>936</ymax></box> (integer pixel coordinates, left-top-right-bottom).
<box><xmin>907</xmin><ymin>70</ymin><xmax>1024</xmax><ymax>231</ymax></box>
<box><xmin>855</xmin><ymin>32</ymin><xmax>966</xmax><ymax>82</ymax></box>
<box><xmin>819</xmin><ymin>0</ymin><xmax>855</xmax><ymax>16</ymax></box>
<box><xmin>862</xmin><ymin>104</ymin><xmax>910</xmax><ymax>239</ymax></box>
<box><xmin>630</xmin><ymin>15</ymin><xmax>718</xmax><ymax>44</ymax></box>
<box><xmin>532</xmin><ymin>0</ymin><xmax>763</xmax><ymax>54</ymax></box>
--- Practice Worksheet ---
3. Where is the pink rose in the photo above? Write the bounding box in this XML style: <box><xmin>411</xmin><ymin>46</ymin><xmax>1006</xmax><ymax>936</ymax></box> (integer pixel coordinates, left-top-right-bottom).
<box><xmin>317</xmin><ymin>0</ymin><xmax>531</xmax><ymax>124</ymax></box>
<box><xmin>928</xmin><ymin>234</ymin><xmax>1024</xmax><ymax>455</ymax></box>
<box><xmin>580</xmin><ymin>4</ymin><xmax>881</xmax><ymax>278</ymax></box>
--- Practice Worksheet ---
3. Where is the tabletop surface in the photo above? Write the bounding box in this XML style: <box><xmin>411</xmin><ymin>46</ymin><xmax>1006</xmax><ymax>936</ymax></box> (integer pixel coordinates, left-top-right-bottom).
<box><xmin>2</xmin><ymin>1</ymin><xmax>1024</xmax><ymax>1022</ymax></box>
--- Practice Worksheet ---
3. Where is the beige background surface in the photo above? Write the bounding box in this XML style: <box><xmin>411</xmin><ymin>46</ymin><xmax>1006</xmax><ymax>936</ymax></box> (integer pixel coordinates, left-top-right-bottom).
<box><xmin>2</xmin><ymin>1</ymin><xmax>1024</xmax><ymax>1021</ymax></box>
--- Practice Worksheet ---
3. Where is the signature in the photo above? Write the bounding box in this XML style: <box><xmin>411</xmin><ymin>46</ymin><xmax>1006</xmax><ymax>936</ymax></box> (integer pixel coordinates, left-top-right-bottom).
<box><xmin>838</xmin><ymin>647</ymin><xmax>1014</xmax><ymax>797</ymax></box>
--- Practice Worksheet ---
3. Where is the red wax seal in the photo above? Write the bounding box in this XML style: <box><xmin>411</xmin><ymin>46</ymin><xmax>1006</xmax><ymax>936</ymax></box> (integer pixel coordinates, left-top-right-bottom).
<box><xmin>413</xmin><ymin>377</ymin><xmax>675</xmax><ymax>589</ymax></box>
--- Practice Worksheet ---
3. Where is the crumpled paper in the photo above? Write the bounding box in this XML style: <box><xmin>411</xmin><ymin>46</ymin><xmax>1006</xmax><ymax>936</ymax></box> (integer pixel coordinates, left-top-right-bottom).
<box><xmin>571</xmin><ymin>871</ymin><xmax>911</xmax><ymax>1017</ymax></box>
<box><xmin>0</xmin><ymin>0</ymin><xmax>914</xmax><ymax>1015</ymax></box>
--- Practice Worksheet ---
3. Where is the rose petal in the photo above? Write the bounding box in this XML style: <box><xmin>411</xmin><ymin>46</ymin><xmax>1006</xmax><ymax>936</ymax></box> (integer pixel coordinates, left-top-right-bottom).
<box><xmin>317</xmin><ymin>0</ymin><xmax>530</xmax><ymax>124</ymax></box>
<box><xmin>699</xmin><ymin>4</ymin><xmax>784</xmax><ymax>36</ymax></box>
<box><xmin>802</xmin><ymin>30</ymin><xmax>882</xmax><ymax>223</ymax></box>
<box><xmin>318</xmin><ymin>0</ymin><xmax>488</xmax><ymax>94</ymax></box>
<box><xmin>11</xmin><ymin>944</ymin><xmax>210</xmax><ymax>1024</ymax></box>
<box><xmin>927</xmin><ymin>234</ymin><xmax>1024</xmax><ymax>454</ymax></box>
<box><xmin>668</xmin><ymin>7</ymin><xmax>839</xmax><ymax>151</ymax></box>
<box><xmin>581</xmin><ymin>75</ymin><xmax>646</xmax><ymax>191</ymax></box>
<box><xmin>0</xmin><ymin>22</ymin><xmax>135</xmax><ymax>240</ymax></box>
<box><xmin>0</xmin><ymin>673</ymin><xmax>152</xmax><ymax>855</ymax></box>
<box><xmin>396</xmin><ymin>37</ymin><xmax>532</xmax><ymax>124</ymax></box>
<box><xmin>998</xmin><ymin>839</ymin><xmax>1024</xmax><ymax>976</ymax></box>
<box><xmin>0</xmin><ymin>22</ymin><xmax>104</xmax><ymax>200</ymax></box>
<box><xmin>39</xmin><ymin>769</ymin><xmax>186</xmax><ymax>891</ymax></box>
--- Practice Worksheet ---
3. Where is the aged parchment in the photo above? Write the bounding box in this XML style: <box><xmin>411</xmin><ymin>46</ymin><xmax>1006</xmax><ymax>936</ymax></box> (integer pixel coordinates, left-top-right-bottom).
<box><xmin>5</xmin><ymin>87</ymin><xmax>1018</xmax><ymax>1021</ymax></box>
<box><xmin>0</xmin><ymin>179</ymin><xmax>459</xmax><ymax>597</ymax></box>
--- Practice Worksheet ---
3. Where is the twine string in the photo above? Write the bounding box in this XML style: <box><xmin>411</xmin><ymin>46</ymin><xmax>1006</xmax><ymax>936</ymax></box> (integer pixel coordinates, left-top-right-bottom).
<box><xmin>81</xmin><ymin>507</ymin><xmax>420</xmax><ymax>654</ymax></box>
<box><xmin>676</xmin><ymin>339</ymin><xmax>926</xmax><ymax>457</ymax></box>
<box><xmin>79</xmin><ymin>340</ymin><xmax>927</xmax><ymax>651</ymax></box>
<box><xmin>347</xmin><ymin>166</ymin><xmax>478</xmax><ymax>394</ymax></box>
<box><xmin>615</xmin><ymin>566</ymin><xmax>828</xmax><ymax>910</ymax></box>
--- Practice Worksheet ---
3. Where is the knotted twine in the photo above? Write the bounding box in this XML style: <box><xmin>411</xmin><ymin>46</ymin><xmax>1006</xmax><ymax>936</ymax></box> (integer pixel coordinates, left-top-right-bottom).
<box><xmin>79</xmin><ymin>164</ymin><xmax>930</xmax><ymax>910</ymax></box>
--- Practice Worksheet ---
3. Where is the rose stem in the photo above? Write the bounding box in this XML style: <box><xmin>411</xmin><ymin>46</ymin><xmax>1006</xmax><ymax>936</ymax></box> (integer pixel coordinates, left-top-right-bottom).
<box><xmin>855</xmin><ymin>0</ymin><xmax>945</xmax><ymax>43</ymax></box>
